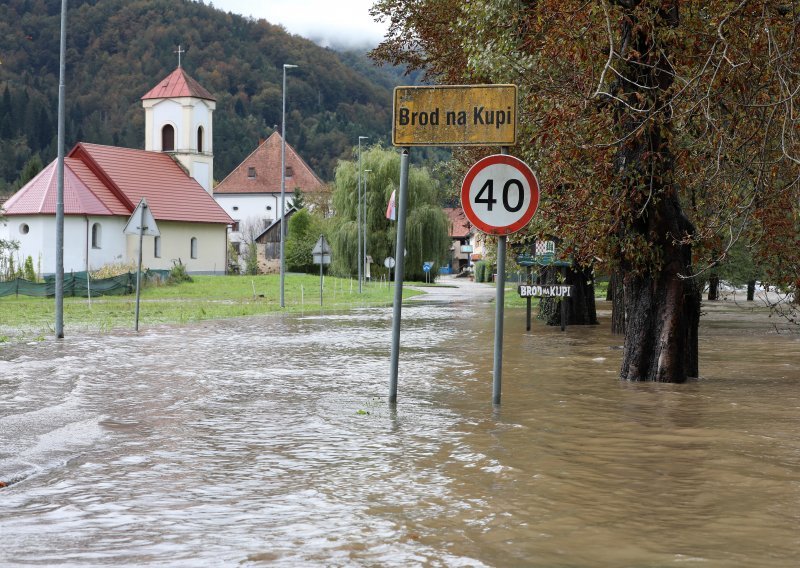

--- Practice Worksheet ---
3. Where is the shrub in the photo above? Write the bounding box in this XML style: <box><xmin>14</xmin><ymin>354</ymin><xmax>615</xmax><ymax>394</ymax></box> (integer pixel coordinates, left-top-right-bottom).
<box><xmin>168</xmin><ymin>260</ymin><xmax>193</xmax><ymax>284</ymax></box>
<box><xmin>23</xmin><ymin>256</ymin><xmax>36</xmax><ymax>281</ymax></box>
<box><xmin>474</xmin><ymin>260</ymin><xmax>490</xmax><ymax>283</ymax></box>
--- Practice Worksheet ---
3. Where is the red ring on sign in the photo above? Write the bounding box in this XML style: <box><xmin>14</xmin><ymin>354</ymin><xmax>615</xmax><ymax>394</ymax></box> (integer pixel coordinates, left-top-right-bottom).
<box><xmin>460</xmin><ymin>154</ymin><xmax>540</xmax><ymax>236</ymax></box>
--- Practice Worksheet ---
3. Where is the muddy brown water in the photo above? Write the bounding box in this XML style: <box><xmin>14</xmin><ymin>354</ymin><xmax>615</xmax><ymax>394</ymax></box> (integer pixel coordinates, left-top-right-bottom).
<box><xmin>1</xmin><ymin>296</ymin><xmax>799</xmax><ymax>567</ymax></box>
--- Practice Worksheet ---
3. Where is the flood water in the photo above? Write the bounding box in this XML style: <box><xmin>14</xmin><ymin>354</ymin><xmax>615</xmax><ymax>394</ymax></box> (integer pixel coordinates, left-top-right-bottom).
<box><xmin>1</xmin><ymin>296</ymin><xmax>799</xmax><ymax>567</ymax></box>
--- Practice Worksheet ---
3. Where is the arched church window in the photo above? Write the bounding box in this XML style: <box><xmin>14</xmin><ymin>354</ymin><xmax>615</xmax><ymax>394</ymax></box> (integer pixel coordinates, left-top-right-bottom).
<box><xmin>190</xmin><ymin>237</ymin><xmax>198</xmax><ymax>259</ymax></box>
<box><xmin>154</xmin><ymin>236</ymin><xmax>161</xmax><ymax>258</ymax></box>
<box><xmin>91</xmin><ymin>223</ymin><xmax>102</xmax><ymax>249</ymax></box>
<box><xmin>162</xmin><ymin>124</ymin><xmax>175</xmax><ymax>152</ymax></box>
<box><xmin>197</xmin><ymin>126</ymin><xmax>204</xmax><ymax>153</ymax></box>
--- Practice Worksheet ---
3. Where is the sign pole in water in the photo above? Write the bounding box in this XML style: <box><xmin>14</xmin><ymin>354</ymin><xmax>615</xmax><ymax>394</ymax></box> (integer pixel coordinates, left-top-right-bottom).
<box><xmin>460</xmin><ymin>151</ymin><xmax>540</xmax><ymax>405</ymax></box>
<box><xmin>388</xmin><ymin>148</ymin><xmax>410</xmax><ymax>404</ymax></box>
<box><xmin>391</xmin><ymin>84</ymin><xmax>522</xmax><ymax>406</ymax></box>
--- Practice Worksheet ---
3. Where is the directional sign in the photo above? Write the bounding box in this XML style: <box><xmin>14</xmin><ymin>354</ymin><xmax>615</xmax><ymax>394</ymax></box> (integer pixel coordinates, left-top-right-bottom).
<box><xmin>518</xmin><ymin>285</ymin><xmax>573</xmax><ymax>298</ymax></box>
<box><xmin>422</xmin><ymin>263</ymin><xmax>432</xmax><ymax>273</ymax></box>
<box><xmin>123</xmin><ymin>198</ymin><xmax>160</xmax><ymax>236</ymax></box>
<box><xmin>312</xmin><ymin>235</ymin><xmax>332</xmax><ymax>265</ymax></box>
<box><xmin>393</xmin><ymin>85</ymin><xmax>517</xmax><ymax>147</ymax></box>
<box><xmin>461</xmin><ymin>154</ymin><xmax>539</xmax><ymax>236</ymax></box>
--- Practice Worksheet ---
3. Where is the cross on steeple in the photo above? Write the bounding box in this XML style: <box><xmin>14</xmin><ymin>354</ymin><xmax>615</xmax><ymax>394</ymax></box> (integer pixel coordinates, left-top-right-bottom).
<box><xmin>174</xmin><ymin>44</ymin><xmax>185</xmax><ymax>68</ymax></box>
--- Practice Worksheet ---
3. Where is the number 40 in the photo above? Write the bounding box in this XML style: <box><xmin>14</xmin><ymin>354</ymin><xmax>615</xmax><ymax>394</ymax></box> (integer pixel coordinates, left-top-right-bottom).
<box><xmin>475</xmin><ymin>178</ymin><xmax>524</xmax><ymax>213</ymax></box>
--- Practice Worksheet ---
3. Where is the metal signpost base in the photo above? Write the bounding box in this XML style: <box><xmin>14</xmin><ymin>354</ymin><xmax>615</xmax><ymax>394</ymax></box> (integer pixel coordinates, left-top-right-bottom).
<box><xmin>388</xmin><ymin>148</ymin><xmax>410</xmax><ymax>404</ymax></box>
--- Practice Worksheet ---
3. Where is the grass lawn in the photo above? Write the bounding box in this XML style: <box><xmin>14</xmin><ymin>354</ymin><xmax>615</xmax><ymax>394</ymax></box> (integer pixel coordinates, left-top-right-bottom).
<box><xmin>0</xmin><ymin>273</ymin><xmax>422</xmax><ymax>342</ymax></box>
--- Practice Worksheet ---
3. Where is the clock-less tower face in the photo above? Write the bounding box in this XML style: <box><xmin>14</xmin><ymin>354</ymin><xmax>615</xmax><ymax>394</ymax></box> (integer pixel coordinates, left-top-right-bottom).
<box><xmin>141</xmin><ymin>67</ymin><xmax>216</xmax><ymax>194</ymax></box>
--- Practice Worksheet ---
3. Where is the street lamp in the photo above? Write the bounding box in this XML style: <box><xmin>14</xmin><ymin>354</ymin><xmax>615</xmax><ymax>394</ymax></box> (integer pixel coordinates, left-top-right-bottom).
<box><xmin>363</xmin><ymin>169</ymin><xmax>371</xmax><ymax>285</ymax></box>
<box><xmin>279</xmin><ymin>63</ymin><xmax>297</xmax><ymax>308</ymax></box>
<box><xmin>357</xmin><ymin>135</ymin><xmax>368</xmax><ymax>293</ymax></box>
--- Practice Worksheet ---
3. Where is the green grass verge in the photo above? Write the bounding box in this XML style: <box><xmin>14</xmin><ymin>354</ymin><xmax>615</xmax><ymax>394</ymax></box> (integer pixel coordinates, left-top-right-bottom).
<box><xmin>0</xmin><ymin>274</ymin><xmax>423</xmax><ymax>341</ymax></box>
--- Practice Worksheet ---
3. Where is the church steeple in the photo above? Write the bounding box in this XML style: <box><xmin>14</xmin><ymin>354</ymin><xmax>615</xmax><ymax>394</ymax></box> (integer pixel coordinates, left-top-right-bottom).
<box><xmin>141</xmin><ymin>64</ymin><xmax>216</xmax><ymax>194</ymax></box>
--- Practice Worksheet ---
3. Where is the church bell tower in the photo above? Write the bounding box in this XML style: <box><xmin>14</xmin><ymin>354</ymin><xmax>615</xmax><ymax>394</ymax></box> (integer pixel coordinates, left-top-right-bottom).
<box><xmin>141</xmin><ymin>51</ymin><xmax>215</xmax><ymax>194</ymax></box>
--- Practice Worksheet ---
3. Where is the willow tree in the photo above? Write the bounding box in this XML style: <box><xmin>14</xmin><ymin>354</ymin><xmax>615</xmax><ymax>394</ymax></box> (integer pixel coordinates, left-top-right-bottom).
<box><xmin>372</xmin><ymin>0</ymin><xmax>800</xmax><ymax>382</ymax></box>
<box><xmin>330</xmin><ymin>145</ymin><xmax>450</xmax><ymax>282</ymax></box>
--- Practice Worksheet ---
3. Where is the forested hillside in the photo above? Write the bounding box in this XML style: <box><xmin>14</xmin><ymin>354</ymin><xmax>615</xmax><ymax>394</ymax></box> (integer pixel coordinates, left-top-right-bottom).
<box><xmin>0</xmin><ymin>0</ymin><xmax>396</xmax><ymax>194</ymax></box>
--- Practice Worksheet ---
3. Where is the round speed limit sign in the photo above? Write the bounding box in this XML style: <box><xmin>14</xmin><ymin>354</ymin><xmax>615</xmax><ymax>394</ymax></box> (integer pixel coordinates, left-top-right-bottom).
<box><xmin>460</xmin><ymin>154</ymin><xmax>540</xmax><ymax>236</ymax></box>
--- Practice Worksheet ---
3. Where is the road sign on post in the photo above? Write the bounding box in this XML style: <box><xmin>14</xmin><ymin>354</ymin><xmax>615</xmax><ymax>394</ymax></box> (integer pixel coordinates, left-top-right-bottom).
<box><xmin>460</xmin><ymin>154</ymin><xmax>539</xmax><ymax>236</ymax></box>
<box><xmin>393</xmin><ymin>85</ymin><xmax>517</xmax><ymax>146</ymax></box>
<box><xmin>124</xmin><ymin>198</ymin><xmax>160</xmax><ymax>332</ymax></box>
<box><xmin>461</xmin><ymin>152</ymin><xmax>540</xmax><ymax>405</ymax></box>
<box><xmin>312</xmin><ymin>235</ymin><xmax>331</xmax><ymax>306</ymax></box>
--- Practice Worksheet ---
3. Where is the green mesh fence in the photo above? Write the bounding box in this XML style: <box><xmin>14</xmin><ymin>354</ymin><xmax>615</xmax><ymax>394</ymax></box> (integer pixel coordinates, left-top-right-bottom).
<box><xmin>0</xmin><ymin>270</ymin><xmax>171</xmax><ymax>298</ymax></box>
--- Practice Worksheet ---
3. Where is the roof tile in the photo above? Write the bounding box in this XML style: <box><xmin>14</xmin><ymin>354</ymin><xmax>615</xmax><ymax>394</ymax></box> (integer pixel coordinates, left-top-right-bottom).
<box><xmin>214</xmin><ymin>132</ymin><xmax>324</xmax><ymax>195</ymax></box>
<box><xmin>141</xmin><ymin>67</ymin><xmax>215</xmax><ymax>101</ymax></box>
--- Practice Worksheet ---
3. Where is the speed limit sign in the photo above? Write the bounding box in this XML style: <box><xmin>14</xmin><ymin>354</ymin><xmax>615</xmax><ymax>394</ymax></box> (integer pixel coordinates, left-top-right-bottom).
<box><xmin>460</xmin><ymin>154</ymin><xmax>540</xmax><ymax>235</ymax></box>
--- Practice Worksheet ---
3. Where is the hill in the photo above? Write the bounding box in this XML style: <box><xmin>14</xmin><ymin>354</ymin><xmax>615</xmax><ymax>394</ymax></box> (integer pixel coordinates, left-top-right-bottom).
<box><xmin>0</xmin><ymin>0</ymin><xmax>397</xmax><ymax>194</ymax></box>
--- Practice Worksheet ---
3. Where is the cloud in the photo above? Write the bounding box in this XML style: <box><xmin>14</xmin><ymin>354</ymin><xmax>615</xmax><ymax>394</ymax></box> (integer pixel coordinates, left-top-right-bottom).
<box><xmin>208</xmin><ymin>0</ymin><xmax>387</xmax><ymax>49</ymax></box>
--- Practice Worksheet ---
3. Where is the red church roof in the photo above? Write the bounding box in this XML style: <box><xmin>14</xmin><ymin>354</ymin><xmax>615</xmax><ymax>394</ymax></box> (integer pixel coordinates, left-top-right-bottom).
<box><xmin>4</xmin><ymin>143</ymin><xmax>232</xmax><ymax>226</ymax></box>
<box><xmin>2</xmin><ymin>158</ymin><xmax>115</xmax><ymax>216</ymax></box>
<box><xmin>214</xmin><ymin>132</ymin><xmax>324</xmax><ymax>195</ymax></box>
<box><xmin>141</xmin><ymin>67</ymin><xmax>216</xmax><ymax>102</ymax></box>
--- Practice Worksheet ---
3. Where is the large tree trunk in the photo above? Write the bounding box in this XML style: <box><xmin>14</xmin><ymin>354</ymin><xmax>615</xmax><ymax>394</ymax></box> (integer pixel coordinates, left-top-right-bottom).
<box><xmin>620</xmin><ymin>196</ymin><xmax>700</xmax><ymax>381</ymax></box>
<box><xmin>747</xmin><ymin>280</ymin><xmax>756</xmax><ymax>301</ymax></box>
<box><xmin>538</xmin><ymin>262</ymin><xmax>598</xmax><ymax>326</ymax></box>
<box><xmin>614</xmin><ymin>1</ymin><xmax>700</xmax><ymax>382</ymax></box>
<box><xmin>609</xmin><ymin>270</ymin><xmax>625</xmax><ymax>335</ymax></box>
<box><xmin>707</xmin><ymin>275</ymin><xmax>719</xmax><ymax>301</ymax></box>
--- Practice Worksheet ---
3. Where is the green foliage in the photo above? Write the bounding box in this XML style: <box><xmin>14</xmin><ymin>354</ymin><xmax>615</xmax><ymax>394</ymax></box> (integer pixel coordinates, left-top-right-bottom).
<box><xmin>717</xmin><ymin>240</ymin><xmax>762</xmax><ymax>288</ymax></box>
<box><xmin>329</xmin><ymin>145</ymin><xmax>450</xmax><ymax>281</ymax></box>
<box><xmin>168</xmin><ymin>260</ymin><xmax>193</xmax><ymax>284</ymax></box>
<box><xmin>292</xmin><ymin>188</ymin><xmax>306</xmax><ymax>210</ymax></box>
<box><xmin>23</xmin><ymin>256</ymin><xmax>36</xmax><ymax>282</ymax></box>
<box><xmin>286</xmin><ymin>208</ymin><xmax>327</xmax><ymax>273</ymax></box>
<box><xmin>474</xmin><ymin>260</ymin><xmax>490</xmax><ymax>283</ymax></box>
<box><xmin>0</xmin><ymin>239</ymin><xmax>19</xmax><ymax>280</ymax></box>
<box><xmin>244</xmin><ymin>243</ymin><xmax>260</xmax><ymax>276</ymax></box>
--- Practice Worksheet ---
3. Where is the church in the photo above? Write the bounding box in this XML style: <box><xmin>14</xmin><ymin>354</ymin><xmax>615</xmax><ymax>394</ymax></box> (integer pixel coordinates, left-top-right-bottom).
<box><xmin>0</xmin><ymin>66</ymin><xmax>233</xmax><ymax>275</ymax></box>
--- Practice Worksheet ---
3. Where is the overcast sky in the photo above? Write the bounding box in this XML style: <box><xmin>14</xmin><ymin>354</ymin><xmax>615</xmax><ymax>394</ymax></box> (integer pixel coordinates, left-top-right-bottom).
<box><xmin>208</xmin><ymin>0</ymin><xmax>388</xmax><ymax>49</ymax></box>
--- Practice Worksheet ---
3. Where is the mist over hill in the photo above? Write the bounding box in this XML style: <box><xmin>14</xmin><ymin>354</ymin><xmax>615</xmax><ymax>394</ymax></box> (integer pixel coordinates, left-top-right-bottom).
<box><xmin>0</xmin><ymin>0</ymin><xmax>404</xmax><ymax>193</ymax></box>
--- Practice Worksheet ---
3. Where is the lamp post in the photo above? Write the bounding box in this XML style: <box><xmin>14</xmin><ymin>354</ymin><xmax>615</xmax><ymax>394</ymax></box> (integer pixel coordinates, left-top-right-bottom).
<box><xmin>279</xmin><ymin>63</ymin><xmax>297</xmax><ymax>308</ymax></box>
<box><xmin>363</xmin><ymin>169</ymin><xmax>371</xmax><ymax>285</ymax></box>
<box><xmin>357</xmin><ymin>136</ymin><xmax>368</xmax><ymax>293</ymax></box>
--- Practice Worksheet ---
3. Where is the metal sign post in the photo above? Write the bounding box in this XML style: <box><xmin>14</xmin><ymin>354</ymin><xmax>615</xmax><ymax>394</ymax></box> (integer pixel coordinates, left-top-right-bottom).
<box><xmin>389</xmin><ymin>148</ymin><xmax>410</xmax><ymax>404</ymax></box>
<box><xmin>460</xmin><ymin>151</ymin><xmax>539</xmax><ymax>405</ymax></box>
<box><xmin>312</xmin><ymin>235</ymin><xmax>332</xmax><ymax>306</ymax></box>
<box><xmin>123</xmin><ymin>198</ymin><xmax>160</xmax><ymax>332</ymax></box>
<box><xmin>391</xmin><ymin>83</ymin><xmax>526</xmax><ymax>406</ymax></box>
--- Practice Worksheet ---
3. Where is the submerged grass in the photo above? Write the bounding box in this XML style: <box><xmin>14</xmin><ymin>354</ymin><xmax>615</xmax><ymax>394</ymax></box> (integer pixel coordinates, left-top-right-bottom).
<box><xmin>0</xmin><ymin>274</ymin><xmax>421</xmax><ymax>341</ymax></box>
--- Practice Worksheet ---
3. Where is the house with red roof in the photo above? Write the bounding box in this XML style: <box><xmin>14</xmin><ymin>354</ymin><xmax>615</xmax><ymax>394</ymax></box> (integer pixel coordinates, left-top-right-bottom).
<box><xmin>0</xmin><ymin>68</ymin><xmax>232</xmax><ymax>275</ymax></box>
<box><xmin>444</xmin><ymin>207</ymin><xmax>479</xmax><ymax>274</ymax></box>
<box><xmin>213</xmin><ymin>131</ymin><xmax>325</xmax><ymax>272</ymax></box>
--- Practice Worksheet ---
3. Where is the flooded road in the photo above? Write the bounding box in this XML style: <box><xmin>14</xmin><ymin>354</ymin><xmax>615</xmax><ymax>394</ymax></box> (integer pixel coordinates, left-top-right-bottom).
<box><xmin>1</xmin><ymin>292</ymin><xmax>799</xmax><ymax>567</ymax></box>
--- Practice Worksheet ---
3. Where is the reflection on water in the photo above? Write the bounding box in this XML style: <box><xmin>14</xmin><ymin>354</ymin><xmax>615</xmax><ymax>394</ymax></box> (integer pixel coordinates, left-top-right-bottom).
<box><xmin>1</xmin><ymin>302</ymin><xmax>799</xmax><ymax>567</ymax></box>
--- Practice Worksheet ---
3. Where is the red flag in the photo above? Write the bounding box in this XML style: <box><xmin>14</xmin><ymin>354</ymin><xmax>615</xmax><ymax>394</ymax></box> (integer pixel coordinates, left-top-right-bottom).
<box><xmin>385</xmin><ymin>190</ymin><xmax>396</xmax><ymax>220</ymax></box>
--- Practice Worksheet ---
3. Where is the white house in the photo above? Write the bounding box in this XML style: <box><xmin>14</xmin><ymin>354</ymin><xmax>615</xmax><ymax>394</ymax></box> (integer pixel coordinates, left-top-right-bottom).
<box><xmin>0</xmin><ymin>67</ymin><xmax>232</xmax><ymax>275</ymax></box>
<box><xmin>214</xmin><ymin>131</ymin><xmax>324</xmax><ymax>236</ymax></box>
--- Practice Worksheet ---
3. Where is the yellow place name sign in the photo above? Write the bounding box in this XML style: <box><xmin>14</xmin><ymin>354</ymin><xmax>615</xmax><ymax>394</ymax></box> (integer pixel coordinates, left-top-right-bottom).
<box><xmin>393</xmin><ymin>85</ymin><xmax>517</xmax><ymax>147</ymax></box>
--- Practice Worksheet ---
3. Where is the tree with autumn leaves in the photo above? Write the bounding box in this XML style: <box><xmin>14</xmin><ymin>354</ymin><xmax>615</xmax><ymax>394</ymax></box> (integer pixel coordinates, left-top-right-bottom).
<box><xmin>372</xmin><ymin>0</ymin><xmax>799</xmax><ymax>382</ymax></box>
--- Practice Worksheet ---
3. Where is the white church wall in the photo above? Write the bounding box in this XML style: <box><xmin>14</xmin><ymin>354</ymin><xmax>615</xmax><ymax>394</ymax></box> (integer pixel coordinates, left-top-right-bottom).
<box><xmin>126</xmin><ymin>221</ymin><xmax>227</xmax><ymax>274</ymax></box>
<box><xmin>0</xmin><ymin>215</ymin><xmax>127</xmax><ymax>275</ymax></box>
